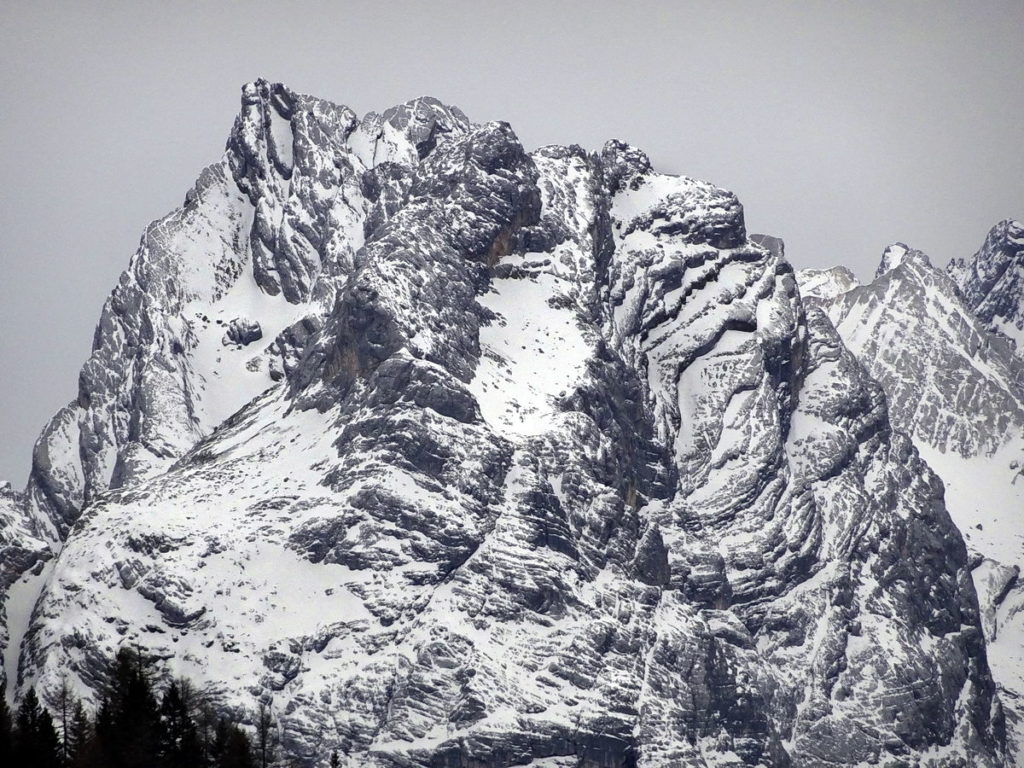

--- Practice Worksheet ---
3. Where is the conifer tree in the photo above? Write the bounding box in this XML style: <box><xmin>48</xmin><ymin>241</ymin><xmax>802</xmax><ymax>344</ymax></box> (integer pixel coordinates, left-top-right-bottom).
<box><xmin>14</xmin><ymin>687</ymin><xmax>60</xmax><ymax>768</ymax></box>
<box><xmin>211</xmin><ymin>717</ymin><xmax>230</xmax><ymax>766</ymax></box>
<box><xmin>221</xmin><ymin>723</ymin><xmax>255</xmax><ymax>768</ymax></box>
<box><xmin>195</xmin><ymin>699</ymin><xmax>221</xmax><ymax>766</ymax></box>
<box><xmin>158</xmin><ymin>679</ymin><xmax>201</xmax><ymax>768</ymax></box>
<box><xmin>256</xmin><ymin>700</ymin><xmax>275</xmax><ymax>768</ymax></box>
<box><xmin>56</xmin><ymin>677</ymin><xmax>73</xmax><ymax>767</ymax></box>
<box><xmin>91</xmin><ymin>695</ymin><xmax>114</xmax><ymax>766</ymax></box>
<box><xmin>104</xmin><ymin>647</ymin><xmax>161</xmax><ymax>768</ymax></box>
<box><xmin>67</xmin><ymin>700</ymin><xmax>92</xmax><ymax>768</ymax></box>
<box><xmin>0</xmin><ymin>695</ymin><xmax>13</xmax><ymax>766</ymax></box>
<box><xmin>37</xmin><ymin>709</ymin><xmax>63</xmax><ymax>768</ymax></box>
<box><xmin>212</xmin><ymin>717</ymin><xmax>255</xmax><ymax>768</ymax></box>
<box><xmin>5</xmin><ymin>659</ymin><xmax>265</xmax><ymax>768</ymax></box>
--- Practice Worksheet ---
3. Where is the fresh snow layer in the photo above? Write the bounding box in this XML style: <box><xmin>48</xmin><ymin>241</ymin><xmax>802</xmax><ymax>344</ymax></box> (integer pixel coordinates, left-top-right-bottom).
<box><xmin>915</xmin><ymin>438</ymin><xmax>1024</xmax><ymax>754</ymax></box>
<box><xmin>184</xmin><ymin>259</ymin><xmax>311</xmax><ymax>430</ymax></box>
<box><xmin>4</xmin><ymin>561</ymin><xmax>54</xmax><ymax>705</ymax></box>
<box><xmin>470</xmin><ymin>271</ymin><xmax>590</xmax><ymax>438</ymax></box>
<box><xmin>796</xmin><ymin>266</ymin><xmax>859</xmax><ymax>303</ymax></box>
<box><xmin>3</xmin><ymin>84</ymin><xmax>1012</xmax><ymax>767</ymax></box>
<box><xmin>917</xmin><ymin>439</ymin><xmax>1024</xmax><ymax>570</ymax></box>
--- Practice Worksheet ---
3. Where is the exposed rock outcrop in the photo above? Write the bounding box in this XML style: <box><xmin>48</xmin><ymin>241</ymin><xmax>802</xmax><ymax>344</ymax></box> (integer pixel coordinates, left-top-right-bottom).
<box><xmin>0</xmin><ymin>82</ymin><xmax>1008</xmax><ymax>767</ymax></box>
<box><xmin>800</xmin><ymin>234</ymin><xmax>1024</xmax><ymax>759</ymax></box>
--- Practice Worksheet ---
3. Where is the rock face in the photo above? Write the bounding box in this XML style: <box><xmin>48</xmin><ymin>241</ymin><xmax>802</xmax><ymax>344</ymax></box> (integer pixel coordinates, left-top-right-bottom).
<box><xmin>799</xmin><ymin>238</ymin><xmax>1024</xmax><ymax>760</ymax></box>
<box><xmin>790</xmin><ymin>264</ymin><xmax>859</xmax><ymax>303</ymax></box>
<box><xmin>802</xmin><ymin>244</ymin><xmax>1024</xmax><ymax>458</ymax></box>
<box><xmin>223</xmin><ymin>317</ymin><xmax>264</xmax><ymax>347</ymax></box>
<box><xmin>22</xmin><ymin>81</ymin><xmax>472</xmax><ymax>542</ymax></box>
<box><xmin>0</xmin><ymin>82</ymin><xmax>1008</xmax><ymax>767</ymax></box>
<box><xmin>949</xmin><ymin>219</ymin><xmax>1024</xmax><ymax>358</ymax></box>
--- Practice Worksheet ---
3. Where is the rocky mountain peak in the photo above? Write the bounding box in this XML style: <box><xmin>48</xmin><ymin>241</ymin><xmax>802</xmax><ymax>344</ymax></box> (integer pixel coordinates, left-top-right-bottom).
<box><xmin>874</xmin><ymin>241</ymin><xmax>935</xmax><ymax>278</ymax></box>
<box><xmin>797</xmin><ymin>264</ymin><xmax>859</xmax><ymax>302</ymax></box>
<box><xmin>800</xmin><ymin>232</ymin><xmax>1024</xmax><ymax>756</ymax></box>
<box><xmin>378</xmin><ymin>96</ymin><xmax>471</xmax><ymax>158</ymax></box>
<box><xmin>0</xmin><ymin>82</ymin><xmax>1012</xmax><ymax>767</ymax></box>
<box><xmin>949</xmin><ymin>218</ymin><xmax>1024</xmax><ymax>355</ymax></box>
<box><xmin>802</xmin><ymin>240</ymin><xmax>1024</xmax><ymax>457</ymax></box>
<box><xmin>599</xmin><ymin>138</ymin><xmax>653</xmax><ymax>193</ymax></box>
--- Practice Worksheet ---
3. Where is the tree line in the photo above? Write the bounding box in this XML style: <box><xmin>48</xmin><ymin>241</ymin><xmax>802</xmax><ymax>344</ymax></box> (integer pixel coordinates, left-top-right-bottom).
<box><xmin>0</xmin><ymin>647</ymin><xmax>281</xmax><ymax>768</ymax></box>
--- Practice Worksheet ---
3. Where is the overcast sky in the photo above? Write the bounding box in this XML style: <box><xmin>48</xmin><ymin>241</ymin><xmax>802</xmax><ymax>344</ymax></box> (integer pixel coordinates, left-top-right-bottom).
<box><xmin>1</xmin><ymin>0</ymin><xmax>1022</xmax><ymax>485</ymax></box>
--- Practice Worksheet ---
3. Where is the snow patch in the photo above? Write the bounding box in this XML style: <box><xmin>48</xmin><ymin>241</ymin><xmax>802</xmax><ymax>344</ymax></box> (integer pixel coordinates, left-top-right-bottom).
<box><xmin>4</xmin><ymin>561</ymin><xmax>54</xmax><ymax>705</ymax></box>
<box><xmin>470</xmin><ymin>272</ymin><xmax>590</xmax><ymax>438</ymax></box>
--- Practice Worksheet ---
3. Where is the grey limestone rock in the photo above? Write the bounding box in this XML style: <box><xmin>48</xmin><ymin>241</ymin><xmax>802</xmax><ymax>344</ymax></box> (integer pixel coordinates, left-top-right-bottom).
<box><xmin>223</xmin><ymin>317</ymin><xmax>264</xmax><ymax>346</ymax></box>
<box><xmin>799</xmin><ymin>232</ymin><xmax>1024</xmax><ymax>760</ymax></box>
<box><xmin>0</xmin><ymin>83</ymin><xmax>1010</xmax><ymax>768</ymax></box>
<box><xmin>949</xmin><ymin>219</ymin><xmax>1024</xmax><ymax>358</ymax></box>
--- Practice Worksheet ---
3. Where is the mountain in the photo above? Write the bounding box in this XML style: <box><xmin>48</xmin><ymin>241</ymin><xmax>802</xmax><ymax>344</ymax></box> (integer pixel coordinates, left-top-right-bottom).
<box><xmin>949</xmin><ymin>220</ymin><xmax>1024</xmax><ymax>357</ymax></box>
<box><xmin>790</xmin><ymin>265</ymin><xmax>858</xmax><ymax>303</ymax></box>
<box><xmin>799</xmin><ymin>237</ymin><xmax>1024</xmax><ymax>759</ymax></box>
<box><xmin>0</xmin><ymin>81</ymin><xmax>1009</xmax><ymax>767</ymax></box>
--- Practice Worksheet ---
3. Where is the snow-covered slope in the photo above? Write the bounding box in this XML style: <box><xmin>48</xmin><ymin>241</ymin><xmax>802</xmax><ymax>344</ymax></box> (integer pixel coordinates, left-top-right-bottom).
<box><xmin>0</xmin><ymin>83</ymin><xmax>1009</xmax><ymax>766</ymax></box>
<box><xmin>0</xmin><ymin>483</ymin><xmax>50</xmax><ymax>700</ymax></box>
<box><xmin>800</xmin><ymin>239</ymin><xmax>1024</xmax><ymax>759</ymax></box>
<box><xmin>802</xmin><ymin>244</ymin><xmax>1024</xmax><ymax>458</ymax></box>
<box><xmin>791</xmin><ymin>265</ymin><xmax>859</xmax><ymax>303</ymax></box>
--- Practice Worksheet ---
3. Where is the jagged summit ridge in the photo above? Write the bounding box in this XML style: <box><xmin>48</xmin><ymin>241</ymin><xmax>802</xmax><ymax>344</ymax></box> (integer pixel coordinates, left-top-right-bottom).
<box><xmin>23</xmin><ymin>81</ymin><xmax>476</xmax><ymax>542</ymax></box>
<box><xmin>0</xmin><ymin>82</ymin><xmax>1009</xmax><ymax>767</ymax></box>
<box><xmin>802</xmin><ymin>241</ymin><xmax>1024</xmax><ymax>458</ymax></box>
<box><xmin>949</xmin><ymin>219</ymin><xmax>1024</xmax><ymax>356</ymax></box>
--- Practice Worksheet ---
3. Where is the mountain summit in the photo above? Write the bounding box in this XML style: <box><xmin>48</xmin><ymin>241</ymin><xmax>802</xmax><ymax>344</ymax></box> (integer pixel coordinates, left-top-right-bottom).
<box><xmin>948</xmin><ymin>220</ymin><xmax>1024</xmax><ymax>365</ymax></box>
<box><xmin>0</xmin><ymin>81</ymin><xmax>1012</xmax><ymax>767</ymax></box>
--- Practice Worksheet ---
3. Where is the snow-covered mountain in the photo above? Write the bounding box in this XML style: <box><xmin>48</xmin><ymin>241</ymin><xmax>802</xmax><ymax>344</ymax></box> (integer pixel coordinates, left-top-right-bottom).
<box><xmin>799</xmin><ymin>233</ymin><xmax>1024</xmax><ymax>759</ymax></box>
<box><xmin>0</xmin><ymin>81</ymin><xmax>1013</xmax><ymax>766</ymax></box>
<box><xmin>949</xmin><ymin>219</ymin><xmax>1024</xmax><ymax>358</ymax></box>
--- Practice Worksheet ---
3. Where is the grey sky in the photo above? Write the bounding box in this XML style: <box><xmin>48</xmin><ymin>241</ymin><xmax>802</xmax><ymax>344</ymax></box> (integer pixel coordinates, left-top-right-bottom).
<box><xmin>1</xmin><ymin>0</ymin><xmax>1022</xmax><ymax>486</ymax></box>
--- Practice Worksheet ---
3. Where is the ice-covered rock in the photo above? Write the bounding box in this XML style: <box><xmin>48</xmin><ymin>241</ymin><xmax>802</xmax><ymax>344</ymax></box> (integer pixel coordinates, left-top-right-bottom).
<box><xmin>223</xmin><ymin>317</ymin><xmax>264</xmax><ymax>347</ymax></box>
<box><xmin>792</xmin><ymin>265</ymin><xmax>858</xmax><ymax>302</ymax></box>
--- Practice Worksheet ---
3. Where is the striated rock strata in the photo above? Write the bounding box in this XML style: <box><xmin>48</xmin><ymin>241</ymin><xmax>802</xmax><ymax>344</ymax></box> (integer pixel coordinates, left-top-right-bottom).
<box><xmin>800</xmin><ymin>236</ymin><xmax>1024</xmax><ymax>760</ymax></box>
<box><xmin>0</xmin><ymin>82</ymin><xmax>1009</xmax><ymax>767</ymax></box>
